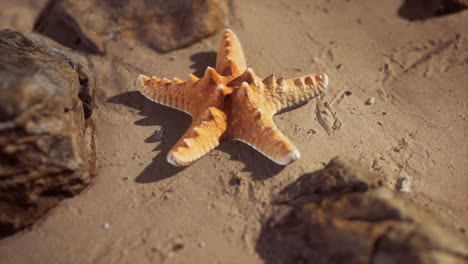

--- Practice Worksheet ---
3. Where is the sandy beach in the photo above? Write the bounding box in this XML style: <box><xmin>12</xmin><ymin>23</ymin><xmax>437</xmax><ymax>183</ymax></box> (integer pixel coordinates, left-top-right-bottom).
<box><xmin>0</xmin><ymin>0</ymin><xmax>467</xmax><ymax>263</ymax></box>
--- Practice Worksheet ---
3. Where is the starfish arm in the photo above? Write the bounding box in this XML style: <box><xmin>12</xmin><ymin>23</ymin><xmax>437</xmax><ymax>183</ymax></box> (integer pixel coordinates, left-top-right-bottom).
<box><xmin>227</xmin><ymin>83</ymin><xmax>300</xmax><ymax>165</ymax></box>
<box><xmin>216</xmin><ymin>29</ymin><xmax>247</xmax><ymax>76</ymax></box>
<box><xmin>263</xmin><ymin>73</ymin><xmax>329</xmax><ymax>113</ymax></box>
<box><xmin>167</xmin><ymin>107</ymin><xmax>227</xmax><ymax>166</ymax></box>
<box><xmin>232</xmin><ymin>119</ymin><xmax>300</xmax><ymax>165</ymax></box>
<box><xmin>137</xmin><ymin>74</ymin><xmax>199</xmax><ymax>114</ymax></box>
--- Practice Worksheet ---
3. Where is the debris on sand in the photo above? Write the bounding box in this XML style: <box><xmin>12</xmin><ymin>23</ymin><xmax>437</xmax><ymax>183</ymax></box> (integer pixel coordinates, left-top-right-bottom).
<box><xmin>154</xmin><ymin>127</ymin><xmax>165</xmax><ymax>141</ymax></box>
<box><xmin>366</xmin><ymin>97</ymin><xmax>376</xmax><ymax>105</ymax></box>
<box><xmin>102</xmin><ymin>223</ymin><xmax>110</xmax><ymax>230</ymax></box>
<box><xmin>396</xmin><ymin>176</ymin><xmax>413</xmax><ymax>193</ymax></box>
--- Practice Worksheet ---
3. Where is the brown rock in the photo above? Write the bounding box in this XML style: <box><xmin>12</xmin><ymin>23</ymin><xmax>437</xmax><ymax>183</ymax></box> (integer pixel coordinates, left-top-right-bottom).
<box><xmin>34</xmin><ymin>0</ymin><xmax>227</xmax><ymax>53</ymax></box>
<box><xmin>0</xmin><ymin>30</ymin><xmax>95</xmax><ymax>238</ymax></box>
<box><xmin>257</xmin><ymin>157</ymin><xmax>468</xmax><ymax>264</ymax></box>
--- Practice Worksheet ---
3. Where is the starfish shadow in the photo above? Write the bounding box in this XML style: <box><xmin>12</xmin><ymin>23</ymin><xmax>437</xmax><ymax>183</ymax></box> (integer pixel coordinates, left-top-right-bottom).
<box><xmin>190</xmin><ymin>51</ymin><xmax>217</xmax><ymax>77</ymax></box>
<box><xmin>107</xmin><ymin>91</ymin><xmax>190</xmax><ymax>183</ymax></box>
<box><xmin>108</xmin><ymin>90</ymin><xmax>286</xmax><ymax>182</ymax></box>
<box><xmin>216</xmin><ymin>142</ymin><xmax>286</xmax><ymax>181</ymax></box>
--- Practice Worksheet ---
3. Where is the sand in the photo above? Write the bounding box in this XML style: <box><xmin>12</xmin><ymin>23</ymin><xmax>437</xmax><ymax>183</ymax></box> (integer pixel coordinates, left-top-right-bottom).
<box><xmin>0</xmin><ymin>0</ymin><xmax>467</xmax><ymax>263</ymax></box>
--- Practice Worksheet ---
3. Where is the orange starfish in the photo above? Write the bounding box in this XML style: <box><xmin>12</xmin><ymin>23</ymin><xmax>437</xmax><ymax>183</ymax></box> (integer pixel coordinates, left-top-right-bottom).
<box><xmin>137</xmin><ymin>29</ymin><xmax>328</xmax><ymax>166</ymax></box>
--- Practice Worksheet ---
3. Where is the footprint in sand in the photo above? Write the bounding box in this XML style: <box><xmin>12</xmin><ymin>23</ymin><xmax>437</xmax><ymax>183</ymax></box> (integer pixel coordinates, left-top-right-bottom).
<box><xmin>315</xmin><ymin>101</ymin><xmax>341</xmax><ymax>134</ymax></box>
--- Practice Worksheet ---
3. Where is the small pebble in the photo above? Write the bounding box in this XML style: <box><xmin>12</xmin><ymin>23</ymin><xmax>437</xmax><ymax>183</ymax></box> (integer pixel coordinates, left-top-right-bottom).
<box><xmin>366</xmin><ymin>97</ymin><xmax>376</xmax><ymax>105</ymax></box>
<box><xmin>107</xmin><ymin>32</ymin><xmax>116</xmax><ymax>40</ymax></box>
<box><xmin>198</xmin><ymin>241</ymin><xmax>206</xmax><ymax>248</ymax></box>
<box><xmin>173</xmin><ymin>243</ymin><xmax>184</xmax><ymax>251</ymax></box>
<box><xmin>345</xmin><ymin>90</ymin><xmax>352</xmax><ymax>96</ymax></box>
<box><xmin>395</xmin><ymin>176</ymin><xmax>413</xmax><ymax>193</ymax></box>
<box><xmin>154</xmin><ymin>127</ymin><xmax>165</xmax><ymax>141</ymax></box>
<box><xmin>102</xmin><ymin>222</ymin><xmax>110</xmax><ymax>230</ymax></box>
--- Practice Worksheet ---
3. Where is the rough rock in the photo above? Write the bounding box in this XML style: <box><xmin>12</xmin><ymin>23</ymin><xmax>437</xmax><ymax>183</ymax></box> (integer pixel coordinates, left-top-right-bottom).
<box><xmin>257</xmin><ymin>157</ymin><xmax>468</xmax><ymax>264</ymax></box>
<box><xmin>0</xmin><ymin>30</ymin><xmax>95</xmax><ymax>237</ymax></box>
<box><xmin>34</xmin><ymin>0</ymin><xmax>227</xmax><ymax>53</ymax></box>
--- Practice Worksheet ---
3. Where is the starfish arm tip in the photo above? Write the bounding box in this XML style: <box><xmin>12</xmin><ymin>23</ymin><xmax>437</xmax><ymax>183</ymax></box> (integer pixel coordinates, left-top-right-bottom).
<box><xmin>278</xmin><ymin>149</ymin><xmax>301</xmax><ymax>165</ymax></box>
<box><xmin>136</xmin><ymin>74</ymin><xmax>154</xmax><ymax>96</ymax></box>
<box><xmin>136</xmin><ymin>74</ymin><xmax>149</xmax><ymax>85</ymax></box>
<box><xmin>290</xmin><ymin>149</ymin><xmax>301</xmax><ymax>160</ymax></box>
<box><xmin>167</xmin><ymin>152</ymin><xmax>183</xmax><ymax>167</ymax></box>
<box><xmin>320</xmin><ymin>73</ymin><xmax>329</xmax><ymax>89</ymax></box>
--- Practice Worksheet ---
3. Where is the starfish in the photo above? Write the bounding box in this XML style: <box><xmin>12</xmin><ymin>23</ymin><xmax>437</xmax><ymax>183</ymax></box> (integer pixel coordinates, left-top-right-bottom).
<box><xmin>137</xmin><ymin>29</ymin><xmax>328</xmax><ymax>166</ymax></box>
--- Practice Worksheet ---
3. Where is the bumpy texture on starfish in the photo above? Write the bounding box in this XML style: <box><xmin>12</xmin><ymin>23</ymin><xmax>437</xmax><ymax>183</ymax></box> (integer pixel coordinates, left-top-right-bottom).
<box><xmin>137</xmin><ymin>29</ymin><xmax>328</xmax><ymax>166</ymax></box>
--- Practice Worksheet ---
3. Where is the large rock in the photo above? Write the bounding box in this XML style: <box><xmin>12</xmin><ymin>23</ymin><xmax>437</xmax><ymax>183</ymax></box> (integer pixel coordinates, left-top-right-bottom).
<box><xmin>34</xmin><ymin>0</ymin><xmax>227</xmax><ymax>53</ymax></box>
<box><xmin>0</xmin><ymin>30</ymin><xmax>95</xmax><ymax>237</ymax></box>
<box><xmin>257</xmin><ymin>157</ymin><xmax>468</xmax><ymax>264</ymax></box>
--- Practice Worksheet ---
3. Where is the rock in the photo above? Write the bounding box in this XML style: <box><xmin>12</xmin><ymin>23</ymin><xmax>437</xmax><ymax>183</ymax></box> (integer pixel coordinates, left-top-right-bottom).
<box><xmin>0</xmin><ymin>30</ymin><xmax>95</xmax><ymax>238</ymax></box>
<box><xmin>34</xmin><ymin>0</ymin><xmax>227</xmax><ymax>53</ymax></box>
<box><xmin>257</xmin><ymin>157</ymin><xmax>468</xmax><ymax>264</ymax></box>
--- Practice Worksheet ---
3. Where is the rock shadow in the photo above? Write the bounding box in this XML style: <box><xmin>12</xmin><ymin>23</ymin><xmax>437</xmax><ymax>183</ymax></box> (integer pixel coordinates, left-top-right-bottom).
<box><xmin>190</xmin><ymin>51</ymin><xmax>217</xmax><ymax>77</ymax></box>
<box><xmin>398</xmin><ymin>0</ymin><xmax>467</xmax><ymax>20</ymax></box>
<box><xmin>108</xmin><ymin>91</ymin><xmax>285</xmax><ymax>183</ymax></box>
